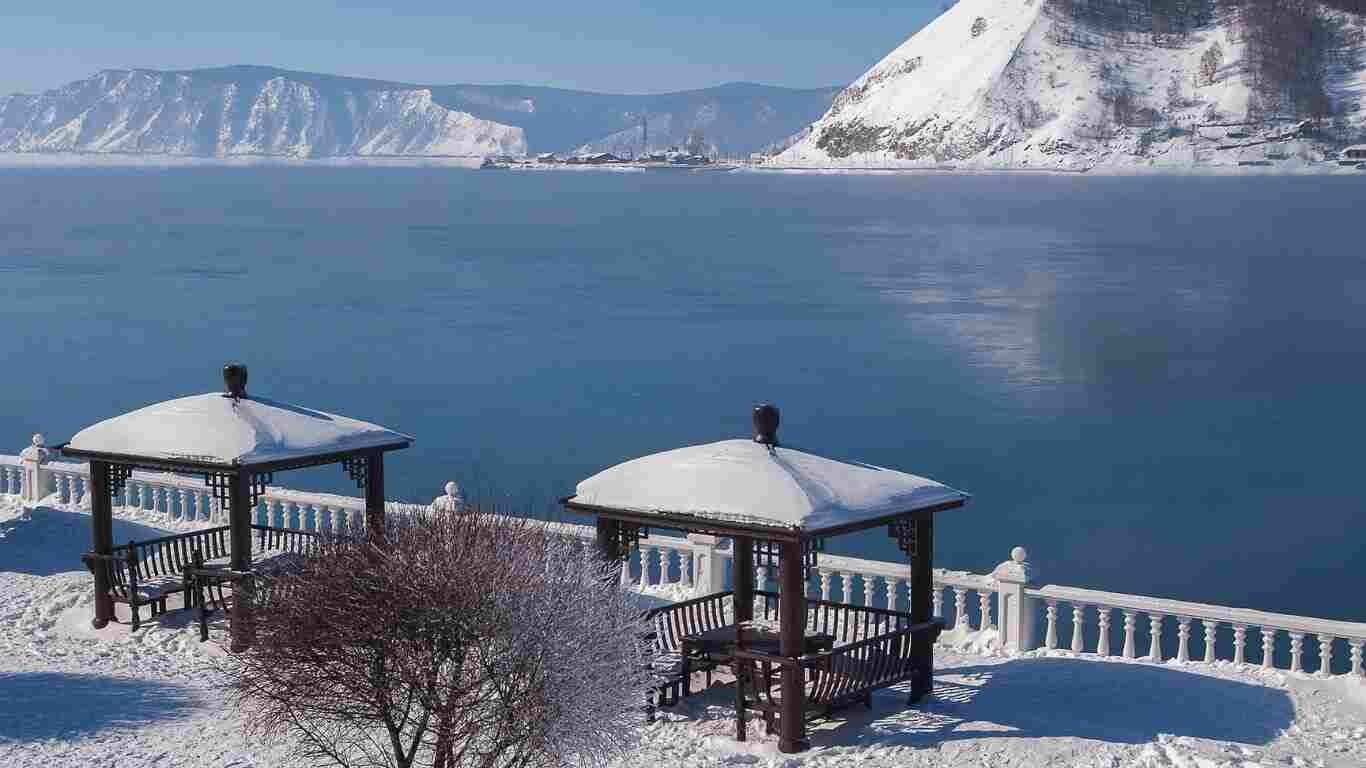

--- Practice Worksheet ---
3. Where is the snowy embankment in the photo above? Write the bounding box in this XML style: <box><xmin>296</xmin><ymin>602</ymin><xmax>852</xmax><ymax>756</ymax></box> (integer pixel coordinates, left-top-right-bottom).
<box><xmin>3</xmin><ymin>496</ymin><xmax>1364</xmax><ymax>768</ymax></box>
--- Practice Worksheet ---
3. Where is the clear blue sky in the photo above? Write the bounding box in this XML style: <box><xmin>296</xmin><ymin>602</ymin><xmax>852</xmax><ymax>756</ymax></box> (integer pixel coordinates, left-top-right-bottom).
<box><xmin>2</xmin><ymin>1</ymin><xmax>944</xmax><ymax>96</ymax></box>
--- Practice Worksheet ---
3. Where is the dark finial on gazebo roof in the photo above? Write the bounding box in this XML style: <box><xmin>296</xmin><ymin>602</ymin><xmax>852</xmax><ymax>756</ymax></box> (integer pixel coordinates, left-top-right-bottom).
<box><xmin>753</xmin><ymin>403</ymin><xmax>780</xmax><ymax>447</ymax></box>
<box><xmin>223</xmin><ymin>363</ymin><xmax>248</xmax><ymax>402</ymax></box>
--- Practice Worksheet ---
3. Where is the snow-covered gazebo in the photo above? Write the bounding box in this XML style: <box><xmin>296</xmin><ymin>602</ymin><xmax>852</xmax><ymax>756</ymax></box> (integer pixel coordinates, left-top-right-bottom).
<box><xmin>564</xmin><ymin>405</ymin><xmax>968</xmax><ymax>753</ymax></box>
<box><xmin>59</xmin><ymin>363</ymin><xmax>411</xmax><ymax>648</ymax></box>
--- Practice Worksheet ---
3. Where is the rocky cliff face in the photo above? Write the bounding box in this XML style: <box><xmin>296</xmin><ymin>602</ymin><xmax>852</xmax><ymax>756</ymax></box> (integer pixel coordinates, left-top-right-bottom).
<box><xmin>0</xmin><ymin>68</ymin><xmax>526</xmax><ymax>157</ymax></box>
<box><xmin>777</xmin><ymin>0</ymin><xmax>1366</xmax><ymax>170</ymax></box>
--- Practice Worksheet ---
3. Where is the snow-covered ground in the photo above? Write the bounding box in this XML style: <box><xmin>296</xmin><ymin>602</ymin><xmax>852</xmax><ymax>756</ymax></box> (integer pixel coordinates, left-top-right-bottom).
<box><xmin>3</xmin><ymin>496</ymin><xmax>1363</xmax><ymax>768</ymax></box>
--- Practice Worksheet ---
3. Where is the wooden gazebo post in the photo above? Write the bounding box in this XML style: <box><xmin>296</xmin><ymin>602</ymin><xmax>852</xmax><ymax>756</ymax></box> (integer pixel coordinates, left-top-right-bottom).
<box><xmin>908</xmin><ymin>511</ymin><xmax>934</xmax><ymax>703</ymax></box>
<box><xmin>778</xmin><ymin>538</ymin><xmax>808</xmax><ymax>753</ymax></box>
<box><xmin>88</xmin><ymin>461</ymin><xmax>115</xmax><ymax>629</ymax></box>
<box><xmin>228</xmin><ymin>471</ymin><xmax>254</xmax><ymax>652</ymax></box>
<box><xmin>365</xmin><ymin>452</ymin><xmax>386</xmax><ymax>545</ymax></box>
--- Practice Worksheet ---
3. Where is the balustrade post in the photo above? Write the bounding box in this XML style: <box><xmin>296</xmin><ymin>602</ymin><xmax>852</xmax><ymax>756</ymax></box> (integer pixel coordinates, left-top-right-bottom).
<box><xmin>1177</xmin><ymin>618</ymin><xmax>1192</xmax><ymax>663</ymax></box>
<box><xmin>1097</xmin><ymin>608</ymin><xmax>1112</xmax><ymax>656</ymax></box>
<box><xmin>1290</xmin><ymin>633</ymin><xmax>1304</xmax><ymax>672</ymax></box>
<box><xmin>1044</xmin><ymin>601</ymin><xmax>1059</xmax><ymax>650</ymax></box>
<box><xmin>952</xmin><ymin>587</ymin><xmax>968</xmax><ymax>630</ymax></box>
<box><xmin>1261</xmin><ymin>628</ymin><xmax>1276</xmax><ymax>670</ymax></box>
<box><xmin>1350</xmin><ymin>640</ymin><xmax>1363</xmax><ymax>678</ymax></box>
<box><xmin>991</xmin><ymin>546</ymin><xmax>1038</xmax><ymax>651</ymax></box>
<box><xmin>686</xmin><ymin>534</ymin><xmax>722</xmax><ymax>596</ymax></box>
<box><xmin>1149</xmin><ymin>614</ymin><xmax>1165</xmax><ymax>663</ymax></box>
<box><xmin>1234</xmin><ymin>625</ymin><xmax>1248</xmax><ymax>665</ymax></box>
<box><xmin>1203</xmin><ymin>620</ymin><xmax>1219</xmax><ymax>662</ymax></box>
<box><xmin>818</xmin><ymin>570</ymin><xmax>833</xmax><ymax>602</ymax></box>
<box><xmin>1122</xmin><ymin>611</ymin><xmax>1138</xmax><ymax>659</ymax></box>
<box><xmin>1071</xmin><ymin>605</ymin><xmax>1086</xmax><ymax>654</ymax></box>
<box><xmin>19</xmin><ymin>434</ymin><xmax>53</xmax><ymax>507</ymax></box>
<box><xmin>1318</xmin><ymin>636</ymin><xmax>1336</xmax><ymax>677</ymax></box>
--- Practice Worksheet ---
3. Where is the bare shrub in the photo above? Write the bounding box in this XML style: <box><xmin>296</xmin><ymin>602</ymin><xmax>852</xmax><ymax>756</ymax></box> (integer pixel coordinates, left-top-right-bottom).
<box><xmin>232</xmin><ymin>509</ymin><xmax>650</xmax><ymax>768</ymax></box>
<box><xmin>972</xmin><ymin>16</ymin><xmax>989</xmax><ymax>38</ymax></box>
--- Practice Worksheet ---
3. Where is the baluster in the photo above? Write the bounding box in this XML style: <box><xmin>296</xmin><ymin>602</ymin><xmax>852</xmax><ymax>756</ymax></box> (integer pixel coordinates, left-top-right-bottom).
<box><xmin>1261</xmin><ymin>628</ymin><xmax>1276</xmax><ymax>670</ymax></box>
<box><xmin>74</xmin><ymin>475</ymin><xmax>85</xmax><ymax>505</ymax></box>
<box><xmin>1149</xmin><ymin>614</ymin><xmax>1165</xmax><ymax>663</ymax></box>
<box><xmin>61</xmin><ymin>474</ymin><xmax>73</xmax><ymax>504</ymax></box>
<box><xmin>755</xmin><ymin>565</ymin><xmax>767</xmax><ymax>613</ymax></box>
<box><xmin>1097</xmin><ymin>607</ymin><xmax>1112</xmax><ymax>656</ymax></box>
<box><xmin>1044</xmin><ymin>601</ymin><xmax>1059</xmax><ymax>650</ymax></box>
<box><xmin>819</xmin><ymin>570</ymin><xmax>833</xmax><ymax>602</ymax></box>
<box><xmin>1203</xmin><ymin>620</ymin><xmax>1219</xmax><ymax>662</ymax></box>
<box><xmin>1177</xmin><ymin>618</ymin><xmax>1192</xmax><ymax>663</ymax></box>
<box><xmin>932</xmin><ymin>585</ymin><xmax>944</xmax><ymax>618</ymax></box>
<box><xmin>173</xmin><ymin>489</ymin><xmax>185</xmax><ymax>522</ymax></box>
<box><xmin>681</xmin><ymin>550</ymin><xmax>693</xmax><ymax>588</ymax></box>
<box><xmin>890</xmin><ymin>578</ymin><xmax>904</xmax><ymax>612</ymax></box>
<box><xmin>1318</xmin><ymin>636</ymin><xmax>1336</xmax><ymax>677</ymax></box>
<box><xmin>1233</xmin><ymin>625</ymin><xmax>1248</xmax><ymax>665</ymax></box>
<box><xmin>638</xmin><ymin>546</ymin><xmax>653</xmax><ymax>591</ymax></box>
<box><xmin>979</xmin><ymin>591</ymin><xmax>993</xmax><ymax>631</ymax></box>
<box><xmin>660</xmin><ymin>548</ymin><xmax>675</xmax><ymax>586</ymax></box>
<box><xmin>952</xmin><ymin>587</ymin><xmax>968</xmax><ymax>630</ymax></box>
<box><xmin>348</xmin><ymin>508</ymin><xmax>360</xmax><ymax>532</ymax></box>
<box><xmin>332</xmin><ymin>506</ymin><xmax>344</xmax><ymax>534</ymax></box>
<box><xmin>1071</xmin><ymin>604</ymin><xmax>1086</xmax><ymax>654</ymax></box>
<box><xmin>1122</xmin><ymin>611</ymin><xmax>1138</xmax><ymax>659</ymax></box>
<box><xmin>308</xmin><ymin>504</ymin><xmax>320</xmax><ymax>531</ymax></box>
<box><xmin>864</xmin><ymin>575</ymin><xmax>878</xmax><ymax>609</ymax></box>
<box><xmin>1350</xmin><ymin>640</ymin><xmax>1363</xmax><ymax>677</ymax></box>
<box><xmin>137</xmin><ymin>483</ymin><xmax>147</xmax><ymax>511</ymax></box>
<box><xmin>618</xmin><ymin>554</ymin><xmax>631</xmax><ymax>589</ymax></box>
<box><xmin>1289</xmin><ymin>633</ymin><xmax>1305</xmax><ymax>672</ymax></box>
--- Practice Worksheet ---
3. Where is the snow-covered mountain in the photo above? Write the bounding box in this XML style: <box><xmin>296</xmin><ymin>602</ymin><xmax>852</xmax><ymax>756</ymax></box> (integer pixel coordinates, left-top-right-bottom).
<box><xmin>0</xmin><ymin>67</ymin><xmax>838</xmax><ymax>159</ymax></box>
<box><xmin>0</xmin><ymin>68</ymin><xmax>526</xmax><ymax>157</ymax></box>
<box><xmin>777</xmin><ymin>0</ymin><xmax>1366</xmax><ymax>170</ymax></box>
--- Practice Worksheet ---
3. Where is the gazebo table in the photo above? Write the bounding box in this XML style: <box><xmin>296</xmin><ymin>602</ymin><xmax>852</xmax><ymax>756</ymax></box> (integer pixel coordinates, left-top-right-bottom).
<box><xmin>565</xmin><ymin>404</ymin><xmax>969</xmax><ymax>753</ymax></box>
<box><xmin>684</xmin><ymin>623</ymin><xmax>835</xmax><ymax>660</ymax></box>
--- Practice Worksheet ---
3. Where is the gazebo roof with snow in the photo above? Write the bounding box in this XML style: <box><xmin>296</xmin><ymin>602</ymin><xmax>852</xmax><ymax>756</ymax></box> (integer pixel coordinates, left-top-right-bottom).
<box><xmin>564</xmin><ymin>404</ymin><xmax>969</xmax><ymax>542</ymax></box>
<box><xmin>63</xmin><ymin>391</ymin><xmax>412</xmax><ymax>472</ymax></box>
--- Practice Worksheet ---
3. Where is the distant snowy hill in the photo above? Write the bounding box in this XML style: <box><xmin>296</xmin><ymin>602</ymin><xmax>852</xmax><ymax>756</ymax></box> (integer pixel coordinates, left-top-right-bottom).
<box><xmin>777</xmin><ymin>0</ymin><xmax>1366</xmax><ymax>170</ymax></box>
<box><xmin>0</xmin><ymin>66</ymin><xmax>838</xmax><ymax>159</ymax></box>
<box><xmin>0</xmin><ymin>67</ymin><xmax>526</xmax><ymax>158</ymax></box>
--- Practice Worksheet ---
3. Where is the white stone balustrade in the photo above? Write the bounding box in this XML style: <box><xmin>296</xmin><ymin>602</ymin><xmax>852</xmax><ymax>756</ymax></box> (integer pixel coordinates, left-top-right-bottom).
<box><xmin>5</xmin><ymin>457</ymin><xmax>1365</xmax><ymax>678</ymax></box>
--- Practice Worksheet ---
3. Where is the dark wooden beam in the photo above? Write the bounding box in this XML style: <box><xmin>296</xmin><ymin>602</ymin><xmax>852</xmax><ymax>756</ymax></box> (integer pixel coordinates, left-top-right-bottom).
<box><xmin>909</xmin><ymin>511</ymin><xmax>934</xmax><ymax>703</ymax></box>
<box><xmin>778</xmin><ymin>539</ymin><xmax>809</xmax><ymax>753</ymax></box>
<box><xmin>88</xmin><ymin>461</ymin><xmax>114</xmax><ymax>629</ymax></box>
<box><xmin>229</xmin><ymin>471</ymin><xmax>254</xmax><ymax>652</ymax></box>
<box><xmin>365</xmin><ymin>453</ymin><xmax>385</xmax><ymax>546</ymax></box>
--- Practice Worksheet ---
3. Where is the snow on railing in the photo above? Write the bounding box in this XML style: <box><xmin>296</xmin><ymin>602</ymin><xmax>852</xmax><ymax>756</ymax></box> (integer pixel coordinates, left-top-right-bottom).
<box><xmin>8</xmin><ymin>436</ymin><xmax>1365</xmax><ymax>679</ymax></box>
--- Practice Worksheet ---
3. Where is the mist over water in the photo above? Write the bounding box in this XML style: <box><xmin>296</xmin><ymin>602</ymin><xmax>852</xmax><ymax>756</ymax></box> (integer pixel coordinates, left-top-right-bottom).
<box><xmin>2</xmin><ymin>167</ymin><xmax>1363</xmax><ymax>624</ymax></box>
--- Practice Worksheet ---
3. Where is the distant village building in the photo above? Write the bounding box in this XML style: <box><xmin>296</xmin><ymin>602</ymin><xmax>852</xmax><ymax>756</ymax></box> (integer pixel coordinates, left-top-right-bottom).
<box><xmin>1341</xmin><ymin>144</ymin><xmax>1366</xmax><ymax>166</ymax></box>
<box><xmin>536</xmin><ymin>152</ymin><xmax>557</xmax><ymax>163</ymax></box>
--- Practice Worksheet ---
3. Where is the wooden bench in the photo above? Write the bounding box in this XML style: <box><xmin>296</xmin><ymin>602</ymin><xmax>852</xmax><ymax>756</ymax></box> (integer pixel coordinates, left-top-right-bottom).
<box><xmin>734</xmin><ymin>590</ymin><xmax>944</xmax><ymax>734</ymax></box>
<box><xmin>641</xmin><ymin>590</ymin><xmax>732</xmax><ymax>720</ymax></box>
<box><xmin>82</xmin><ymin>526</ymin><xmax>231</xmax><ymax>631</ymax></box>
<box><xmin>188</xmin><ymin>525</ymin><xmax>325</xmax><ymax>641</ymax></box>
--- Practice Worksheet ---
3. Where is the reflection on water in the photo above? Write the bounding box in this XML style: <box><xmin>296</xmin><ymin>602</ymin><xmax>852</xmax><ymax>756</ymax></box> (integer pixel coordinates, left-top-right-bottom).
<box><xmin>0</xmin><ymin>169</ymin><xmax>1363</xmax><ymax>628</ymax></box>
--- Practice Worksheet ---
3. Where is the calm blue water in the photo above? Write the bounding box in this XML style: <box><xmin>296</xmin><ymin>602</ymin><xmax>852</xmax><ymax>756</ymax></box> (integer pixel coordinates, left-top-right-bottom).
<box><xmin>2</xmin><ymin>167</ymin><xmax>1363</xmax><ymax>628</ymax></box>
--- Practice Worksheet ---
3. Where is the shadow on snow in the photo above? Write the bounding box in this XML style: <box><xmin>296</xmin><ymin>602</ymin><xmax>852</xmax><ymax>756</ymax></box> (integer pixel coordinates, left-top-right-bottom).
<box><xmin>0</xmin><ymin>506</ymin><xmax>170</xmax><ymax>576</ymax></box>
<box><xmin>821</xmin><ymin>657</ymin><xmax>1294</xmax><ymax>748</ymax></box>
<box><xmin>0</xmin><ymin>672</ymin><xmax>200</xmax><ymax>743</ymax></box>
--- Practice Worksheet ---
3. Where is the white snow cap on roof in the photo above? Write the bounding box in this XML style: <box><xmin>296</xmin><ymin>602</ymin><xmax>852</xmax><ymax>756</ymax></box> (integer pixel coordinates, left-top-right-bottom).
<box><xmin>67</xmin><ymin>393</ymin><xmax>412</xmax><ymax>466</ymax></box>
<box><xmin>573</xmin><ymin>439</ymin><xmax>967</xmax><ymax>532</ymax></box>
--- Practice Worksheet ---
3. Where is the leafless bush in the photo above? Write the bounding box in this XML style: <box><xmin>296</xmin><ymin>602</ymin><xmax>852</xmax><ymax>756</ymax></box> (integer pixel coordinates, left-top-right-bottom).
<box><xmin>232</xmin><ymin>509</ymin><xmax>650</xmax><ymax>768</ymax></box>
